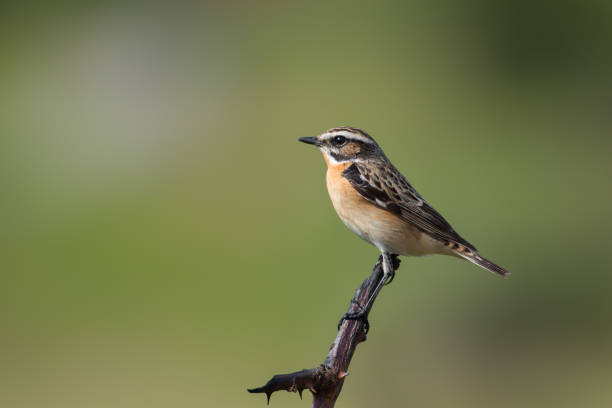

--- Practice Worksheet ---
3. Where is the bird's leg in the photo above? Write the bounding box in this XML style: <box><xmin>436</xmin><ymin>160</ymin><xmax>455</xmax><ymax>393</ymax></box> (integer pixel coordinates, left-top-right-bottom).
<box><xmin>384</xmin><ymin>253</ymin><xmax>399</xmax><ymax>285</ymax></box>
<box><xmin>338</xmin><ymin>252</ymin><xmax>398</xmax><ymax>332</ymax></box>
<box><xmin>363</xmin><ymin>251</ymin><xmax>394</xmax><ymax>309</ymax></box>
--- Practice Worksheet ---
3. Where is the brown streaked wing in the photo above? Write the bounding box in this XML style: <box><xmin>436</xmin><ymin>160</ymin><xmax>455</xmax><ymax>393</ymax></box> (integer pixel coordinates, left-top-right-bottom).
<box><xmin>342</xmin><ymin>163</ymin><xmax>476</xmax><ymax>250</ymax></box>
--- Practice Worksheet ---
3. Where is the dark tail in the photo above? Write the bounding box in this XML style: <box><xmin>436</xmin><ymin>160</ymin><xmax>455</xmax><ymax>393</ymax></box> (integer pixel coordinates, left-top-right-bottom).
<box><xmin>456</xmin><ymin>251</ymin><xmax>510</xmax><ymax>277</ymax></box>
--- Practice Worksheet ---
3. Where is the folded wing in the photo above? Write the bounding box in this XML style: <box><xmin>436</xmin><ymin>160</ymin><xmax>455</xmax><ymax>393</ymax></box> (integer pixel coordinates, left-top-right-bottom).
<box><xmin>342</xmin><ymin>162</ymin><xmax>476</xmax><ymax>251</ymax></box>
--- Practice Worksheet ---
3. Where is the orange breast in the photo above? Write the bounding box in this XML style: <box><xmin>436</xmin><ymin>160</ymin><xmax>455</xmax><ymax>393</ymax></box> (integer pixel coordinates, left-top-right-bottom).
<box><xmin>324</xmin><ymin>159</ymin><xmax>443</xmax><ymax>256</ymax></box>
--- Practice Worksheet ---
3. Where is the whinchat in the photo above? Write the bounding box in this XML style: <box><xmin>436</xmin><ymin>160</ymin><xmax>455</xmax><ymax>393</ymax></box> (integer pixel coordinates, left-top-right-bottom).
<box><xmin>299</xmin><ymin>127</ymin><xmax>508</xmax><ymax>318</ymax></box>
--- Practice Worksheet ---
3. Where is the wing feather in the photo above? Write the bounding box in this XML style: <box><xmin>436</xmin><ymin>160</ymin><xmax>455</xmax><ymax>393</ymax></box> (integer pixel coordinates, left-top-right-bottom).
<box><xmin>342</xmin><ymin>163</ymin><xmax>476</xmax><ymax>250</ymax></box>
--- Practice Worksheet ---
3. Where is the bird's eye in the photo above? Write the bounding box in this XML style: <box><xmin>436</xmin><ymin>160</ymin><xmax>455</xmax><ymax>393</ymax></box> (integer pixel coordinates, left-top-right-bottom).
<box><xmin>332</xmin><ymin>136</ymin><xmax>347</xmax><ymax>146</ymax></box>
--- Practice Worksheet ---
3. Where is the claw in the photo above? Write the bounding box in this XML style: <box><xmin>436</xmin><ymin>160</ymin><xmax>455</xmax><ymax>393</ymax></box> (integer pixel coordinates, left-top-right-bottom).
<box><xmin>384</xmin><ymin>270</ymin><xmax>396</xmax><ymax>285</ymax></box>
<box><xmin>337</xmin><ymin>301</ymin><xmax>364</xmax><ymax>329</ymax></box>
<box><xmin>390</xmin><ymin>254</ymin><xmax>401</xmax><ymax>270</ymax></box>
<box><xmin>384</xmin><ymin>254</ymin><xmax>400</xmax><ymax>285</ymax></box>
<box><xmin>337</xmin><ymin>308</ymin><xmax>370</xmax><ymax>333</ymax></box>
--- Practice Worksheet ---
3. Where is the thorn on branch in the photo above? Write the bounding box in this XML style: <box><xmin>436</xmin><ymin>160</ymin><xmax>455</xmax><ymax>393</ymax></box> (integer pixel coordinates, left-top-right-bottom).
<box><xmin>247</xmin><ymin>365</ymin><xmax>338</xmax><ymax>404</ymax></box>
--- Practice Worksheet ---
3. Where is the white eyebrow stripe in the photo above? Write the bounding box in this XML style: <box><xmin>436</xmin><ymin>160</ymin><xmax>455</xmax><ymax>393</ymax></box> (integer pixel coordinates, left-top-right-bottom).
<box><xmin>319</xmin><ymin>130</ymin><xmax>374</xmax><ymax>144</ymax></box>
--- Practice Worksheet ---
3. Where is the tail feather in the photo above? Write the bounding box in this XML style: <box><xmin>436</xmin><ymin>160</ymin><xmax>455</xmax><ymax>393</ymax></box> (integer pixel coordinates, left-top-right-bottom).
<box><xmin>443</xmin><ymin>240</ymin><xmax>509</xmax><ymax>277</ymax></box>
<box><xmin>457</xmin><ymin>251</ymin><xmax>510</xmax><ymax>277</ymax></box>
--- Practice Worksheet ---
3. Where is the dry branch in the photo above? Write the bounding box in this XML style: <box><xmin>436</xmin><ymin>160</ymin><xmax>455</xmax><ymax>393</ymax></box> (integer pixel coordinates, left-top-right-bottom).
<box><xmin>248</xmin><ymin>254</ymin><xmax>400</xmax><ymax>407</ymax></box>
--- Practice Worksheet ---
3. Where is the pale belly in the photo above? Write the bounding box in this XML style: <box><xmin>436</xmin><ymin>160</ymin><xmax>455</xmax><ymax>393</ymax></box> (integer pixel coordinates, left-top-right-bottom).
<box><xmin>326</xmin><ymin>169</ymin><xmax>444</xmax><ymax>256</ymax></box>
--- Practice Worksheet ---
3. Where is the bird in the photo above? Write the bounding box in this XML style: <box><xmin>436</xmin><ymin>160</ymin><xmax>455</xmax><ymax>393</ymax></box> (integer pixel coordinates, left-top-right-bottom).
<box><xmin>299</xmin><ymin>126</ymin><xmax>508</xmax><ymax>325</ymax></box>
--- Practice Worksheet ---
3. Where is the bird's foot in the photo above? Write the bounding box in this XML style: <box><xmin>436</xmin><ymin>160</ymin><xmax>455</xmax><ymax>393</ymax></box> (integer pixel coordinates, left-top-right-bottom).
<box><xmin>384</xmin><ymin>269</ymin><xmax>396</xmax><ymax>286</ymax></box>
<box><xmin>384</xmin><ymin>254</ymin><xmax>400</xmax><ymax>285</ymax></box>
<box><xmin>337</xmin><ymin>300</ymin><xmax>370</xmax><ymax>333</ymax></box>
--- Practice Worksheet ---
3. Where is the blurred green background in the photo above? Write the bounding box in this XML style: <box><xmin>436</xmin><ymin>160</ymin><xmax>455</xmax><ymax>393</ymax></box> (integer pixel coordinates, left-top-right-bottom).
<box><xmin>2</xmin><ymin>1</ymin><xmax>612</xmax><ymax>407</ymax></box>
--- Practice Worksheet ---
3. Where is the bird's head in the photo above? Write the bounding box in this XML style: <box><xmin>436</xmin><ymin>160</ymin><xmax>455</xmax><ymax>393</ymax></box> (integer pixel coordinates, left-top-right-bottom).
<box><xmin>298</xmin><ymin>127</ymin><xmax>385</xmax><ymax>166</ymax></box>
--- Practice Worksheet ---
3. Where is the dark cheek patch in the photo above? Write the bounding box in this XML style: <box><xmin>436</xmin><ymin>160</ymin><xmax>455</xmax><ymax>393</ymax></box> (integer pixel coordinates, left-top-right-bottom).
<box><xmin>340</xmin><ymin>143</ymin><xmax>361</xmax><ymax>156</ymax></box>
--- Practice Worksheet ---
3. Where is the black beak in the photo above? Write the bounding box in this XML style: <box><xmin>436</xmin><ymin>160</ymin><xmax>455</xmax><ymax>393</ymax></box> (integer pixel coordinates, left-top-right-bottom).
<box><xmin>298</xmin><ymin>136</ymin><xmax>320</xmax><ymax>146</ymax></box>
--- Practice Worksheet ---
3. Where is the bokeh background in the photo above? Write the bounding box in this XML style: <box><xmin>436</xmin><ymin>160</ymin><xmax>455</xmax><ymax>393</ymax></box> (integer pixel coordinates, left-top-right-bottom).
<box><xmin>2</xmin><ymin>1</ymin><xmax>612</xmax><ymax>407</ymax></box>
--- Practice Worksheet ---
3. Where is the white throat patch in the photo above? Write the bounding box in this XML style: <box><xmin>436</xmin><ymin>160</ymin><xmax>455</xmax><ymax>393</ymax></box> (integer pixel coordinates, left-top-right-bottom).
<box><xmin>322</xmin><ymin>151</ymin><xmax>366</xmax><ymax>166</ymax></box>
<box><xmin>322</xmin><ymin>151</ymin><xmax>347</xmax><ymax>166</ymax></box>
